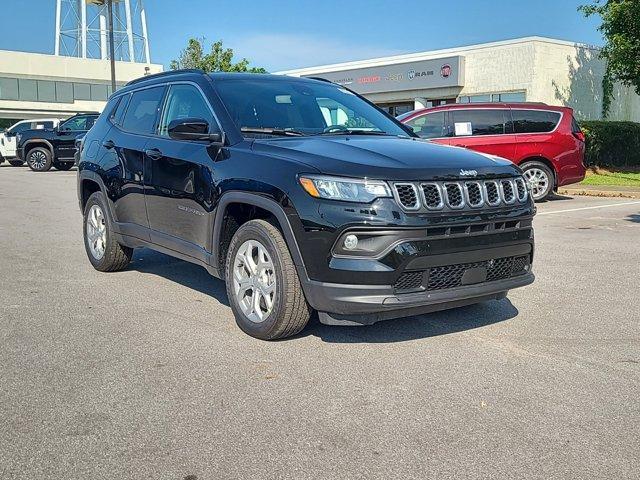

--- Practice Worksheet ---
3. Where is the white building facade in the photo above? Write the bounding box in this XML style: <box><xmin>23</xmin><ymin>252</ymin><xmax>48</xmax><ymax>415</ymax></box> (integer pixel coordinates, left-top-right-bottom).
<box><xmin>278</xmin><ymin>37</ymin><xmax>640</xmax><ymax>122</ymax></box>
<box><xmin>0</xmin><ymin>49</ymin><xmax>162</xmax><ymax>121</ymax></box>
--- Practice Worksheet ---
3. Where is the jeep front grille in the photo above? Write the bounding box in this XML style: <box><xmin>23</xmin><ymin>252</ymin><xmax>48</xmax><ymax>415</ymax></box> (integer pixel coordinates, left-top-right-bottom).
<box><xmin>392</xmin><ymin>178</ymin><xmax>527</xmax><ymax>212</ymax></box>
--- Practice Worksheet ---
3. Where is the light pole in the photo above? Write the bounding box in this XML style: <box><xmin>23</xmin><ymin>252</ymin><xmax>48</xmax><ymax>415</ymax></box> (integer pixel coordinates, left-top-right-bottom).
<box><xmin>106</xmin><ymin>0</ymin><xmax>117</xmax><ymax>92</ymax></box>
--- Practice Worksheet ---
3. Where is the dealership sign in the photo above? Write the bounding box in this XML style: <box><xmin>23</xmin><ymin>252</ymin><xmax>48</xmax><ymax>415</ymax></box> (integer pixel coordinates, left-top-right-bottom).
<box><xmin>305</xmin><ymin>56</ymin><xmax>465</xmax><ymax>94</ymax></box>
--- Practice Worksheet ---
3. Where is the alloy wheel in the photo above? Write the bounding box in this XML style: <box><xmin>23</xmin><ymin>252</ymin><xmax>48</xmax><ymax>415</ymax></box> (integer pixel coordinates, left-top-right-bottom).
<box><xmin>232</xmin><ymin>240</ymin><xmax>277</xmax><ymax>323</ymax></box>
<box><xmin>524</xmin><ymin>167</ymin><xmax>550</xmax><ymax>200</ymax></box>
<box><xmin>86</xmin><ymin>204</ymin><xmax>107</xmax><ymax>260</ymax></box>
<box><xmin>29</xmin><ymin>150</ymin><xmax>47</xmax><ymax>170</ymax></box>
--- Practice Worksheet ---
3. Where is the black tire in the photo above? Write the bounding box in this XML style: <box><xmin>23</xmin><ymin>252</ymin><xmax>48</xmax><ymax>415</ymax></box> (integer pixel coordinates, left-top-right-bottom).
<box><xmin>8</xmin><ymin>160</ymin><xmax>24</xmax><ymax>167</ymax></box>
<box><xmin>26</xmin><ymin>147</ymin><xmax>53</xmax><ymax>172</ymax></box>
<box><xmin>53</xmin><ymin>162</ymin><xmax>74</xmax><ymax>171</ymax></box>
<box><xmin>225</xmin><ymin>219</ymin><xmax>311</xmax><ymax>340</ymax></box>
<box><xmin>83</xmin><ymin>191</ymin><xmax>132</xmax><ymax>272</ymax></box>
<box><xmin>521</xmin><ymin>161</ymin><xmax>554</xmax><ymax>201</ymax></box>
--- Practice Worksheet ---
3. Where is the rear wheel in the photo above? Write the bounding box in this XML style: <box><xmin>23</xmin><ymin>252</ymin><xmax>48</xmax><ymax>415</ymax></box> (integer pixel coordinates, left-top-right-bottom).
<box><xmin>26</xmin><ymin>147</ymin><xmax>52</xmax><ymax>172</ymax></box>
<box><xmin>225</xmin><ymin>219</ymin><xmax>311</xmax><ymax>340</ymax></box>
<box><xmin>83</xmin><ymin>191</ymin><xmax>132</xmax><ymax>272</ymax></box>
<box><xmin>521</xmin><ymin>161</ymin><xmax>554</xmax><ymax>201</ymax></box>
<box><xmin>54</xmin><ymin>162</ymin><xmax>74</xmax><ymax>171</ymax></box>
<box><xmin>8</xmin><ymin>160</ymin><xmax>24</xmax><ymax>167</ymax></box>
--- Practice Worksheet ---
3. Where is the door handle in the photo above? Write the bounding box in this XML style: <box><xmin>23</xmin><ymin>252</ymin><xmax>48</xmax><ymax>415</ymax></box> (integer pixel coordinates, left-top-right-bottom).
<box><xmin>144</xmin><ymin>148</ymin><xmax>163</xmax><ymax>160</ymax></box>
<box><xmin>102</xmin><ymin>139</ymin><xmax>115</xmax><ymax>149</ymax></box>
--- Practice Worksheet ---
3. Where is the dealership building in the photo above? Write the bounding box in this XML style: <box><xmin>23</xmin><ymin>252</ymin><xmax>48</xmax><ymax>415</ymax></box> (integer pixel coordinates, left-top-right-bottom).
<box><xmin>279</xmin><ymin>36</ymin><xmax>640</xmax><ymax>122</ymax></box>
<box><xmin>0</xmin><ymin>49</ymin><xmax>163</xmax><ymax>122</ymax></box>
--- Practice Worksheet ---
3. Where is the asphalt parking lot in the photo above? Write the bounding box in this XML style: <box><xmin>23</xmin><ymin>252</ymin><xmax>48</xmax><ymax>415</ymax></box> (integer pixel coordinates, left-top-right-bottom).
<box><xmin>0</xmin><ymin>164</ymin><xmax>638</xmax><ymax>479</ymax></box>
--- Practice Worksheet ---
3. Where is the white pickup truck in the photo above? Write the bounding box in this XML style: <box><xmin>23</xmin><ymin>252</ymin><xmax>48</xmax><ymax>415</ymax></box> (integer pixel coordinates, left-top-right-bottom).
<box><xmin>0</xmin><ymin>118</ymin><xmax>61</xmax><ymax>166</ymax></box>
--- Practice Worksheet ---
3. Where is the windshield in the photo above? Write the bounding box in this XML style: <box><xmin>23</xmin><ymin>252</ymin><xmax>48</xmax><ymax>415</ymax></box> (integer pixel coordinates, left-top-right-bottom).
<box><xmin>214</xmin><ymin>77</ymin><xmax>411</xmax><ymax>137</ymax></box>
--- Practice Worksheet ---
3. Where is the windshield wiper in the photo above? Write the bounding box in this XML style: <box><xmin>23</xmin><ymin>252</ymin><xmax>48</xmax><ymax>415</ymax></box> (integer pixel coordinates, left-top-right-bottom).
<box><xmin>241</xmin><ymin>127</ymin><xmax>306</xmax><ymax>137</ymax></box>
<box><xmin>317</xmin><ymin>129</ymin><xmax>391</xmax><ymax>136</ymax></box>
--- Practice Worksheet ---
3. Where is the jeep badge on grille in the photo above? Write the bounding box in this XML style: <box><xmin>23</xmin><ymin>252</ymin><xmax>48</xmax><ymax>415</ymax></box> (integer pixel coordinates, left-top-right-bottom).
<box><xmin>460</xmin><ymin>169</ymin><xmax>478</xmax><ymax>176</ymax></box>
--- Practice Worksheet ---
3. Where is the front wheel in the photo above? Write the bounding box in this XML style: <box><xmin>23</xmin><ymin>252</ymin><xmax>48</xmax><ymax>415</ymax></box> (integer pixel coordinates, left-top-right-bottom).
<box><xmin>522</xmin><ymin>161</ymin><xmax>554</xmax><ymax>201</ymax></box>
<box><xmin>225</xmin><ymin>219</ymin><xmax>311</xmax><ymax>340</ymax></box>
<box><xmin>8</xmin><ymin>160</ymin><xmax>24</xmax><ymax>167</ymax></box>
<box><xmin>26</xmin><ymin>147</ymin><xmax>53</xmax><ymax>172</ymax></box>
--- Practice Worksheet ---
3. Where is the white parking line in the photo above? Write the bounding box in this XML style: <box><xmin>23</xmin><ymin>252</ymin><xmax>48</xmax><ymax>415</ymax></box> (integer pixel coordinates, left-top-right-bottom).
<box><xmin>538</xmin><ymin>200</ymin><xmax>640</xmax><ymax>216</ymax></box>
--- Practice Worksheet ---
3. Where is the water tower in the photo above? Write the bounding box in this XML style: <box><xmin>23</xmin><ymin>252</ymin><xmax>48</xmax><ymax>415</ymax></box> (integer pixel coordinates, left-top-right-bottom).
<box><xmin>54</xmin><ymin>0</ymin><xmax>150</xmax><ymax>63</ymax></box>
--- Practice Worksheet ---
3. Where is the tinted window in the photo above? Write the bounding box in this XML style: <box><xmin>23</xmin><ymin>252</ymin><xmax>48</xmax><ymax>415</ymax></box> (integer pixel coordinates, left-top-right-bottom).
<box><xmin>511</xmin><ymin>110</ymin><xmax>561</xmax><ymax>133</ymax></box>
<box><xmin>74</xmin><ymin>83</ymin><xmax>91</xmax><ymax>101</ymax></box>
<box><xmin>452</xmin><ymin>109</ymin><xmax>506</xmax><ymax>136</ymax></box>
<box><xmin>111</xmin><ymin>94</ymin><xmax>130</xmax><ymax>126</ymax></box>
<box><xmin>159</xmin><ymin>84</ymin><xmax>217</xmax><ymax>137</ymax></box>
<box><xmin>405</xmin><ymin>112</ymin><xmax>447</xmax><ymax>139</ymax></box>
<box><xmin>56</xmin><ymin>82</ymin><xmax>73</xmax><ymax>103</ymax></box>
<box><xmin>122</xmin><ymin>86</ymin><xmax>165</xmax><ymax>135</ymax></box>
<box><xmin>60</xmin><ymin>115</ymin><xmax>96</xmax><ymax>131</ymax></box>
<box><xmin>8</xmin><ymin>122</ymin><xmax>33</xmax><ymax>134</ymax></box>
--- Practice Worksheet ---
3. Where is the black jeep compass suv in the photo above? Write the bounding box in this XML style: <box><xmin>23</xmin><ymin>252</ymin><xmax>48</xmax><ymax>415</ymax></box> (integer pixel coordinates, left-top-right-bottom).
<box><xmin>77</xmin><ymin>70</ymin><xmax>535</xmax><ymax>340</ymax></box>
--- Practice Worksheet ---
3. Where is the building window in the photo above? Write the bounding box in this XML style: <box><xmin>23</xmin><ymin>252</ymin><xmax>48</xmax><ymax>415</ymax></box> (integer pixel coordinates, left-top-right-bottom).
<box><xmin>458</xmin><ymin>91</ymin><xmax>526</xmax><ymax>104</ymax></box>
<box><xmin>0</xmin><ymin>78</ymin><xmax>19</xmax><ymax>100</ymax></box>
<box><xmin>55</xmin><ymin>82</ymin><xmax>73</xmax><ymax>103</ymax></box>
<box><xmin>74</xmin><ymin>83</ymin><xmax>92</xmax><ymax>101</ymax></box>
<box><xmin>18</xmin><ymin>79</ymin><xmax>38</xmax><ymax>101</ymax></box>
<box><xmin>37</xmin><ymin>80</ymin><xmax>56</xmax><ymax>102</ymax></box>
<box><xmin>91</xmin><ymin>84</ymin><xmax>109</xmax><ymax>101</ymax></box>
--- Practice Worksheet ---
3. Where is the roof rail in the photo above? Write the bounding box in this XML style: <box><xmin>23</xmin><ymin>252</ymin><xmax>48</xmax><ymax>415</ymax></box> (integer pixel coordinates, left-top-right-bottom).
<box><xmin>125</xmin><ymin>69</ymin><xmax>205</xmax><ymax>86</ymax></box>
<box><xmin>307</xmin><ymin>76</ymin><xmax>335</xmax><ymax>84</ymax></box>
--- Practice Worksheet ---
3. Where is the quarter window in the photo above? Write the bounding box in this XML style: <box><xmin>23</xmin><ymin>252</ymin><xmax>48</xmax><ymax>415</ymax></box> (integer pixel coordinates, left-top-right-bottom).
<box><xmin>111</xmin><ymin>94</ymin><xmax>130</xmax><ymax>126</ymax></box>
<box><xmin>121</xmin><ymin>86</ymin><xmax>165</xmax><ymax>135</ymax></box>
<box><xmin>510</xmin><ymin>110</ymin><xmax>561</xmax><ymax>133</ymax></box>
<box><xmin>405</xmin><ymin>112</ymin><xmax>447</xmax><ymax>139</ymax></box>
<box><xmin>158</xmin><ymin>84</ymin><xmax>217</xmax><ymax>137</ymax></box>
<box><xmin>451</xmin><ymin>109</ymin><xmax>507</xmax><ymax>136</ymax></box>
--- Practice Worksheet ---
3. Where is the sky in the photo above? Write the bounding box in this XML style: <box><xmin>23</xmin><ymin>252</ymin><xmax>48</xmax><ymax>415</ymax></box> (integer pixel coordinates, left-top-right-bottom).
<box><xmin>0</xmin><ymin>0</ymin><xmax>603</xmax><ymax>72</ymax></box>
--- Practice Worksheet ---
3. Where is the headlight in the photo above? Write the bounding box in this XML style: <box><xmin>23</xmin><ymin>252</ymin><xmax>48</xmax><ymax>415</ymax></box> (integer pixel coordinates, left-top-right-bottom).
<box><xmin>299</xmin><ymin>175</ymin><xmax>391</xmax><ymax>203</ymax></box>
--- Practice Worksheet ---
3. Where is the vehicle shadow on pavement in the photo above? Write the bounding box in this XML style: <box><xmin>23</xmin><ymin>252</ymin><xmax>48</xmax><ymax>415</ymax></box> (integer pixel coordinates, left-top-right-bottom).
<box><xmin>304</xmin><ymin>299</ymin><xmax>519</xmax><ymax>343</ymax></box>
<box><xmin>128</xmin><ymin>248</ymin><xmax>229</xmax><ymax>305</ymax></box>
<box><xmin>626</xmin><ymin>214</ymin><xmax>640</xmax><ymax>223</ymax></box>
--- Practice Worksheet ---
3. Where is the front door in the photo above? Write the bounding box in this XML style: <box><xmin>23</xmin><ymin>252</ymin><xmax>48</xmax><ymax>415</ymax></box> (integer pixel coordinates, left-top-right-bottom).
<box><xmin>143</xmin><ymin>83</ymin><xmax>220</xmax><ymax>255</ymax></box>
<box><xmin>55</xmin><ymin>115</ymin><xmax>97</xmax><ymax>161</ymax></box>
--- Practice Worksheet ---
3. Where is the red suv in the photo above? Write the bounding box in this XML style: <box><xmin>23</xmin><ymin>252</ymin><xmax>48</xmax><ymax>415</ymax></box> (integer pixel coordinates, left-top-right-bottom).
<box><xmin>398</xmin><ymin>103</ymin><xmax>586</xmax><ymax>200</ymax></box>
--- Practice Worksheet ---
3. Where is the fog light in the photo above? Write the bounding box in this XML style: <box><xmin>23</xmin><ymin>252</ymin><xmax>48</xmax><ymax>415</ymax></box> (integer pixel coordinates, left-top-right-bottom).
<box><xmin>343</xmin><ymin>234</ymin><xmax>358</xmax><ymax>250</ymax></box>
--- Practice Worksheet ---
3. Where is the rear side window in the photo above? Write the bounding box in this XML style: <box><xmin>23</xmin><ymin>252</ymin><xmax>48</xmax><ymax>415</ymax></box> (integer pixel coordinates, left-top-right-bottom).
<box><xmin>511</xmin><ymin>110</ymin><xmax>561</xmax><ymax>133</ymax></box>
<box><xmin>404</xmin><ymin>112</ymin><xmax>447</xmax><ymax>139</ymax></box>
<box><xmin>451</xmin><ymin>109</ymin><xmax>506</xmax><ymax>136</ymax></box>
<box><xmin>122</xmin><ymin>86</ymin><xmax>165</xmax><ymax>135</ymax></box>
<box><xmin>111</xmin><ymin>94</ymin><xmax>130</xmax><ymax>126</ymax></box>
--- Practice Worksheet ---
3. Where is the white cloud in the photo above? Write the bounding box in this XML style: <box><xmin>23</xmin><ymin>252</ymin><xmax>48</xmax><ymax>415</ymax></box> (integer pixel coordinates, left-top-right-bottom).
<box><xmin>226</xmin><ymin>33</ymin><xmax>404</xmax><ymax>72</ymax></box>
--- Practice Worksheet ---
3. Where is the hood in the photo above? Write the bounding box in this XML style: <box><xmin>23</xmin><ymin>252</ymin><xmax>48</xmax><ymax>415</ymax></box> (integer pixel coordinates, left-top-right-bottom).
<box><xmin>251</xmin><ymin>136</ymin><xmax>520</xmax><ymax>181</ymax></box>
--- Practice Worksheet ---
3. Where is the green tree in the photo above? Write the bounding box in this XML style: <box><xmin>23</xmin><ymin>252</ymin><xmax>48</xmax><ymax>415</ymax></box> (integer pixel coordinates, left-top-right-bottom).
<box><xmin>580</xmin><ymin>0</ymin><xmax>640</xmax><ymax>117</ymax></box>
<box><xmin>170</xmin><ymin>38</ymin><xmax>267</xmax><ymax>73</ymax></box>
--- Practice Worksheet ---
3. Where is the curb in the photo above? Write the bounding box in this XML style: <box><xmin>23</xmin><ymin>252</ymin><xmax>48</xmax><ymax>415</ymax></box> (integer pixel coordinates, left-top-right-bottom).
<box><xmin>558</xmin><ymin>188</ymin><xmax>640</xmax><ymax>199</ymax></box>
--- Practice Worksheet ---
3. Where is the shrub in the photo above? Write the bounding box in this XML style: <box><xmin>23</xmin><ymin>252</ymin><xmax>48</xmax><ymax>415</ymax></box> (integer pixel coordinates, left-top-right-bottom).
<box><xmin>579</xmin><ymin>121</ymin><xmax>640</xmax><ymax>168</ymax></box>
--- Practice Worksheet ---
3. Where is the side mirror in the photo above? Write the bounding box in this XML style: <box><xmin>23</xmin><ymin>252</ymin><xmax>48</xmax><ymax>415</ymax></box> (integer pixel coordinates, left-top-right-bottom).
<box><xmin>168</xmin><ymin>117</ymin><xmax>224</xmax><ymax>144</ymax></box>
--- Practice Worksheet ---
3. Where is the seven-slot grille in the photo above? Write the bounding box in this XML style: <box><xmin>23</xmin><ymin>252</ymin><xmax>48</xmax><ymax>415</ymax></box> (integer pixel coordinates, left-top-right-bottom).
<box><xmin>392</xmin><ymin>178</ymin><xmax>528</xmax><ymax>212</ymax></box>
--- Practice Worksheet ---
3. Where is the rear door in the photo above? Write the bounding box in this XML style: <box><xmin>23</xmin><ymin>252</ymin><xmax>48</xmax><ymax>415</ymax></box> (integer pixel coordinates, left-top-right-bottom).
<box><xmin>143</xmin><ymin>82</ymin><xmax>220</xmax><ymax>255</ymax></box>
<box><xmin>103</xmin><ymin>86</ymin><xmax>166</xmax><ymax>234</ymax></box>
<box><xmin>448</xmin><ymin>108</ymin><xmax>516</xmax><ymax>160</ymax></box>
